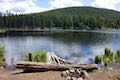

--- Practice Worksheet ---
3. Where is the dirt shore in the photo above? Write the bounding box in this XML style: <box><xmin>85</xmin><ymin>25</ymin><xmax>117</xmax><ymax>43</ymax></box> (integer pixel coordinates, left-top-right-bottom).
<box><xmin>0</xmin><ymin>67</ymin><xmax>120</xmax><ymax>80</ymax></box>
<box><xmin>0</xmin><ymin>68</ymin><xmax>65</xmax><ymax>80</ymax></box>
<box><xmin>90</xmin><ymin>68</ymin><xmax>120</xmax><ymax>80</ymax></box>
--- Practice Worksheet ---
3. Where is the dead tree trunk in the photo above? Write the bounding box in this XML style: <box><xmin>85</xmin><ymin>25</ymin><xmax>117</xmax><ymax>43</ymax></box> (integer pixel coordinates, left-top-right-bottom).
<box><xmin>28</xmin><ymin>53</ymin><xmax>32</xmax><ymax>61</ymax></box>
<box><xmin>14</xmin><ymin>61</ymin><xmax>98</xmax><ymax>72</ymax></box>
<box><xmin>47</xmin><ymin>52</ymin><xmax>71</xmax><ymax>64</ymax></box>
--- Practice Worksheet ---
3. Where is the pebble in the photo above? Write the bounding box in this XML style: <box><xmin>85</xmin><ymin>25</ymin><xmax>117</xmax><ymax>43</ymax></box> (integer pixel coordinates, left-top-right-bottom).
<box><xmin>76</xmin><ymin>69</ymin><xmax>81</xmax><ymax>74</ymax></box>
<box><xmin>71</xmin><ymin>77</ymin><xmax>78</xmax><ymax>80</ymax></box>
<box><xmin>61</xmin><ymin>68</ymin><xmax>91</xmax><ymax>80</ymax></box>
<box><xmin>66</xmin><ymin>76</ymin><xmax>71</xmax><ymax>80</ymax></box>
<box><xmin>0</xmin><ymin>66</ymin><xmax>4</xmax><ymax>69</ymax></box>
<box><xmin>69</xmin><ymin>69</ymin><xmax>75</xmax><ymax>73</ymax></box>
<box><xmin>66</xmin><ymin>70</ymin><xmax>70</xmax><ymax>74</ymax></box>
<box><xmin>78</xmin><ymin>78</ymin><xmax>84</xmax><ymax>80</ymax></box>
<box><xmin>61</xmin><ymin>71</ymin><xmax>67</xmax><ymax>77</ymax></box>
<box><xmin>108</xmin><ymin>67</ymin><xmax>113</xmax><ymax>70</ymax></box>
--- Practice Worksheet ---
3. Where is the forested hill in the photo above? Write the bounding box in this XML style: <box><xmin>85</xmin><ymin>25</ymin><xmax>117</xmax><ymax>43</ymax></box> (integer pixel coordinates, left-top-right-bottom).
<box><xmin>0</xmin><ymin>7</ymin><xmax>120</xmax><ymax>30</ymax></box>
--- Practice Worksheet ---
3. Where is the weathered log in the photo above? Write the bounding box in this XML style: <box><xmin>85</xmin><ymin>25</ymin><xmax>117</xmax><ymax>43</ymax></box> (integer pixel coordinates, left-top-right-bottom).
<box><xmin>14</xmin><ymin>61</ymin><xmax>98</xmax><ymax>72</ymax></box>
<box><xmin>47</xmin><ymin>52</ymin><xmax>72</xmax><ymax>64</ymax></box>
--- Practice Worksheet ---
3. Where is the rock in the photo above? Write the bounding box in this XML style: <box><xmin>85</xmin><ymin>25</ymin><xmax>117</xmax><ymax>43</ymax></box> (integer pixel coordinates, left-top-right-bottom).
<box><xmin>0</xmin><ymin>66</ymin><xmax>4</xmax><ymax>69</ymax></box>
<box><xmin>66</xmin><ymin>76</ymin><xmax>71</xmax><ymax>80</ymax></box>
<box><xmin>71</xmin><ymin>77</ymin><xmax>78</xmax><ymax>80</ymax></box>
<box><xmin>66</xmin><ymin>70</ymin><xmax>70</xmax><ymax>74</ymax></box>
<box><xmin>76</xmin><ymin>69</ymin><xmax>81</xmax><ymax>75</ymax></box>
<box><xmin>61</xmin><ymin>68</ymin><xmax>91</xmax><ymax>80</ymax></box>
<box><xmin>81</xmin><ymin>70</ymin><xmax>91</xmax><ymax>80</ymax></box>
<box><xmin>78</xmin><ymin>78</ymin><xmax>84</xmax><ymax>80</ymax></box>
<box><xmin>69</xmin><ymin>69</ymin><xmax>75</xmax><ymax>73</ymax></box>
<box><xmin>61</xmin><ymin>71</ymin><xmax>67</xmax><ymax>77</ymax></box>
<box><xmin>108</xmin><ymin>67</ymin><xmax>113</xmax><ymax>70</ymax></box>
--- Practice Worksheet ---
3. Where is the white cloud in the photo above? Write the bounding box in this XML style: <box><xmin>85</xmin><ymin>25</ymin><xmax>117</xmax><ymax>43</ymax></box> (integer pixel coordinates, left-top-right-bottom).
<box><xmin>0</xmin><ymin>0</ymin><xmax>83</xmax><ymax>14</ymax></box>
<box><xmin>49</xmin><ymin>0</ymin><xmax>83</xmax><ymax>9</ymax></box>
<box><xmin>0</xmin><ymin>0</ymin><xmax>48</xmax><ymax>14</ymax></box>
<box><xmin>0</xmin><ymin>0</ymin><xmax>120</xmax><ymax>14</ymax></box>
<box><xmin>92</xmin><ymin>0</ymin><xmax>120</xmax><ymax>11</ymax></box>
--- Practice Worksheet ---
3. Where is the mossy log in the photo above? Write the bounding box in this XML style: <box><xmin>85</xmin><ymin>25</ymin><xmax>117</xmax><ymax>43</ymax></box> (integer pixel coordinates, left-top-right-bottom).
<box><xmin>14</xmin><ymin>61</ymin><xmax>98</xmax><ymax>72</ymax></box>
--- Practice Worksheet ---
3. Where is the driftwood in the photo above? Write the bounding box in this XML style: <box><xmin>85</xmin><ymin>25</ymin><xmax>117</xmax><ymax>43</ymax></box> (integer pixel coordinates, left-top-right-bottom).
<box><xmin>47</xmin><ymin>52</ymin><xmax>71</xmax><ymax>64</ymax></box>
<box><xmin>14</xmin><ymin>61</ymin><xmax>98</xmax><ymax>72</ymax></box>
<box><xmin>14</xmin><ymin>52</ymin><xmax>98</xmax><ymax>72</ymax></box>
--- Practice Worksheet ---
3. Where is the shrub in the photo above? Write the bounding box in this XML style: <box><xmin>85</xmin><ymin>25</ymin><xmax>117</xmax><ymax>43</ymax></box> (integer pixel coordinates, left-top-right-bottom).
<box><xmin>34</xmin><ymin>51</ymin><xmax>47</xmax><ymax>62</ymax></box>
<box><xmin>105</xmin><ymin>48</ymin><xmax>111</xmax><ymax>57</ymax></box>
<box><xmin>24</xmin><ymin>51</ymin><xmax>47</xmax><ymax>62</ymax></box>
<box><xmin>95</xmin><ymin>48</ymin><xmax>114</xmax><ymax>66</ymax></box>
<box><xmin>103</xmin><ymin>52</ymin><xmax>113</xmax><ymax>61</ymax></box>
<box><xmin>102</xmin><ymin>48</ymin><xmax>113</xmax><ymax>66</ymax></box>
<box><xmin>115</xmin><ymin>50</ymin><xmax>120</xmax><ymax>62</ymax></box>
<box><xmin>95</xmin><ymin>55</ymin><xmax>101</xmax><ymax>64</ymax></box>
<box><xmin>109</xmin><ymin>52</ymin><xmax>114</xmax><ymax>61</ymax></box>
<box><xmin>0</xmin><ymin>46</ymin><xmax>5</xmax><ymax>62</ymax></box>
<box><xmin>95</xmin><ymin>48</ymin><xmax>120</xmax><ymax>66</ymax></box>
<box><xmin>116</xmin><ymin>50</ymin><xmax>120</xmax><ymax>57</ymax></box>
<box><xmin>104</xmin><ymin>58</ymin><xmax>111</xmax><ymax>66</ymax></box>
<box><xmin>115</xmin><ymin>57</ymin><xmax>120</xmax><ymax>63</ymax></box>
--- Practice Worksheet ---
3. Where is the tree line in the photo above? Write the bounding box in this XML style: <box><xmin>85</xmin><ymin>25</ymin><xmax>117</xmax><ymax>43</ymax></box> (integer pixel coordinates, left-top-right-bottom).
<box><xmin>0</xmin><ymin>7</ymin><xmax>120</xmax><ymax>30</ymax></box>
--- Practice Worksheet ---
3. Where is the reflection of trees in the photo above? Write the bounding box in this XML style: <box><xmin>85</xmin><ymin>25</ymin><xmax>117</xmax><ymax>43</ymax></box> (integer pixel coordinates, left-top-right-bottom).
<box><xmin>44</xmin><ymin>31</ymin><xmax>113</xmax><ymax>45</ymax></box>
<box><xmin>39</xmin><ymin>32</ymin><xmax>114</xmax><ymax>59</ymax></box>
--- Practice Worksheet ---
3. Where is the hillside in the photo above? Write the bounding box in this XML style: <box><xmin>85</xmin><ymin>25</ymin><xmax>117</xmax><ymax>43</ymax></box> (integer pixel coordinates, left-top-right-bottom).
<box><xmin>41</xmin><ymin>7</ymin><xmax>120</xmax><ymax>18</ymax></box>
<box><xmin>0</xmin><ymin>7</ymin><xmax>120</xmax><ymax>30</ymax></box>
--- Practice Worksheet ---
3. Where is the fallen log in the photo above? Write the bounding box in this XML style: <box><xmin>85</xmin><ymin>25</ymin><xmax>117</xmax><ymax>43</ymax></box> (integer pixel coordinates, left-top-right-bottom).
<box><xmin>14</xmin><ymin>61</ymin><xmax>98</xmax><ymax>72</ymax></box>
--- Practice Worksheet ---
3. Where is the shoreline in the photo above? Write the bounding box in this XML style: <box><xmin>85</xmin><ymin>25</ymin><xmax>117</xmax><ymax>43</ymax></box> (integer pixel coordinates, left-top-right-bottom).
<box><xmin>0</xmin><ymin>29</ymin><xmax>120</xmax><ymax>36</ymax></box>
<box><xmin>0</xmin><ymin>64</ymin><xmax>120</xmax><ymax>80</ymax></box>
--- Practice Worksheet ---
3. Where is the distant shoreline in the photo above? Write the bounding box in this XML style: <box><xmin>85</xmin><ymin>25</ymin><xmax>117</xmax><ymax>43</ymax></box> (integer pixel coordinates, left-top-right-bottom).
<box><xmin>0</xmin><ymin>29</ymin><xmax>120</xmax><ymax>36</ymax></box>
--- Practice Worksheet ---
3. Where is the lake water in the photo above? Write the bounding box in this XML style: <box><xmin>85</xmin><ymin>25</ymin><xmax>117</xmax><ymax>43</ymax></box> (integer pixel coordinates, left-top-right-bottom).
<box><xmin>0</xmin><ymin>30</ymin><xmax>120</xmax><ymax>65</ymax></box>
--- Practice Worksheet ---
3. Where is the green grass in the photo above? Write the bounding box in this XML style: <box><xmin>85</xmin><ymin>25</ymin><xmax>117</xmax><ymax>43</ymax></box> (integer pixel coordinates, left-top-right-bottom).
<box><xmin>115</xmin><ymin>50</ymin><xmax>120</xmax><ymax>63</ymax></box>
<box><xmin>0</xmin><ymin>45</ymin><xmax>5</xmax><ymax>62</ymax></box>
<box><xmin>95</xmin><ymin>48</ymin><xmax>113</xmax><ymax>66</ymax></box>
<box><xmin>94</xmin><ymin>48</ymin><xmax>118</xmax><ymax>66</ymax></box>
<box><xmin>34</xmin><ymin>51</ymin><xmax>47</xmax><ymax>62</ymax></box>
<box><xmin>24</xmin><ymin>51</ymin><xmax>47</xmax><ymax>62</ymax></box>
<box><xmin>95</xmin><ymin>55</ymin><xmax>101</xmax><ymax>64</ymax></box>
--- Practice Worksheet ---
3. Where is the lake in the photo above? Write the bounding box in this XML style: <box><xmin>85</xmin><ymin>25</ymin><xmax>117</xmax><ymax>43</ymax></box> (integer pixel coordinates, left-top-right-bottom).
<box><xmin>0</xmin><ymin>30</ymin><xmax>120</xmax><ymax>65</ymax></box>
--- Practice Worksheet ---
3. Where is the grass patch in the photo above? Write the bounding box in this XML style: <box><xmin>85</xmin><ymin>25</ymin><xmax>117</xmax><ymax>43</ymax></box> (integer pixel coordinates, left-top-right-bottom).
<box><xmin>34</xmin><ymin>51</ymin><xmax>47</xmax><ymax>62</ymax></box>
<box><xmin>24</xmin><ymin>51</ymin><xmax>47</xmax><ymax>62</ymax></box>
<box><xmin>0</xmin><ymin>45</ymin><xmax>5</xmax><ymax>62</ymax></box>
<box><xmin>95</xmin><ymin>48</ymin><xmax>113</xmax><ymax>66</ymax></box>
<box><xmin>115</xmin><ymin>50</ymin><xmax>120</xmax><ymax>62</ymax></box>
<box><xmin>95</xmin><ymin>48</ymin><xmax>120</xmax><ymax>66</ymax></box>
<box><xmin>95</xmin><ymin>55</ymin><xmax>101</xmax><ymax>64</ymax></box>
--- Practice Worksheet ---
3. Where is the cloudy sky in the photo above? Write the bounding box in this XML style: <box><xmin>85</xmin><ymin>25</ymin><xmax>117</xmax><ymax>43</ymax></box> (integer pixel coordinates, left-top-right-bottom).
<box><xmin>0</xmin><ymin>0</ymin><xmax>120</xmax><ymax>14</ymax></box>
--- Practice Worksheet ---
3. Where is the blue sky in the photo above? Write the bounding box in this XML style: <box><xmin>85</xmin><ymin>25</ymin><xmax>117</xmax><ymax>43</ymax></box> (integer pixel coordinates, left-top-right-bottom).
<box><xmin>36</xmin><ymin>0</ymin><xmax>51</xmax><ymax>8</ymax></box>
<box><xmin>0</xmin><ymin>0</ymin><xmax>120</xmax><ymax>14</ymax></box>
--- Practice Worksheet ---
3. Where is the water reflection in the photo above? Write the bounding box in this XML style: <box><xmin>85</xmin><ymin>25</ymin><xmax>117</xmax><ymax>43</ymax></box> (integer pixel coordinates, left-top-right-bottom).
<box><xmin>0</xmin><ymin>31</ymin><xmax>120</xmax><ymax>65</ymax></box>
